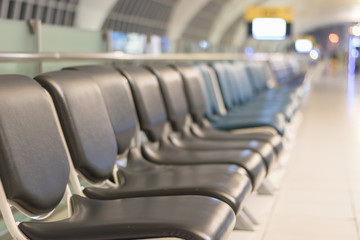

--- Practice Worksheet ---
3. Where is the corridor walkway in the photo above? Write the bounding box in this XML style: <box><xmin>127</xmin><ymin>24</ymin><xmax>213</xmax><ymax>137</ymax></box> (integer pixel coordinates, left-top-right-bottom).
<box><xmin>230</xmin><ymin>63</ymin><xmax>360</xmax><ymax>240</ymax></box>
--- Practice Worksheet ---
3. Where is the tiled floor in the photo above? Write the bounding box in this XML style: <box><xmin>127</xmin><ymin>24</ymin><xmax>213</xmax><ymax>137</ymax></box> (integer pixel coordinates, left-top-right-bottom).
<box><xmin>229</xmin><ymin>64</ymin><xmax>360</xmax><ymax>240</ymax></box>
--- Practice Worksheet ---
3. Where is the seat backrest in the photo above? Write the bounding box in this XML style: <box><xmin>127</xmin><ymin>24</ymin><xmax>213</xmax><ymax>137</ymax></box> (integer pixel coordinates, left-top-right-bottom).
<box><xmin>35</xmin><ymin>70</ymin><xmax>118</xmax><ymax>183</ymax></box>
<box><xmin>210</xmin><ymin>62</ymin><xmax>235</xmax><ymax>110</ymax></box>
<box><xmin>147</xmin><ymin>65</ymin><xmax>189</xmax><ymax>131</ymax></box>
<box><xmin>117</xmin><ymin>66</ymin><xmax>168</xmax><ymax>142</ymax></box>
<box><xmin>229</xmin><ymin>63</ymin><xmax>247</xmax><ymax>104</ymax></box>
<box><xmin>231</xmin><ymin>62</ymin><xmax>254</xmax><ymax>103</ymax></box>
<box><xmin>269</xmin><ymin>58</ymin><xmax>289</xmax><ymax>84</ymax></box>
<box><xmin>172</xmin><ymin>64</ymin><xmax>208</xmax><ymax>125</ymax></box>
<box><xmin>245</xmin><ymin>62</ymin><xmax>267</xmax><ymax>93</ymax></box>
<box><xmin>0</xmin><ymin>75</ymin><xmax>70</xmax><ymax>215</ymax></box>
<box><xmin>66</xmin><ymin>65</ymin><xmax>137</xmax><ymax>155</ymax></box>
<box><xmin>197</xmin><ymin>64</ymin><xmax>221</xmax><ymax>119</ymax></box>
<box><xmin>226</xmin><ymin>63</ymin><xmax>243</xmax><ymax>106</ymax></box>
<box><xmin>256</xmin><ymin>62</ymin><xmax>270</xmax><ymax>88</ymax></box>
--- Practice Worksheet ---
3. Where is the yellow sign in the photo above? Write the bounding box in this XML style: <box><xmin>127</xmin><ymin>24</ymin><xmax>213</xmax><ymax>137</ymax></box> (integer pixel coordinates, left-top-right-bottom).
<box><xmin>245</xmin><ymin>6</ymin><xmax>294</xmax><ymax>22</ymax></box>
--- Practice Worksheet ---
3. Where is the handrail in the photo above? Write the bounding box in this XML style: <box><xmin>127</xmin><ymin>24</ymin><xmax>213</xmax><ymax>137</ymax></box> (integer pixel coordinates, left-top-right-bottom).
<box><xmin>0</xmin><ymin>52</ymin><xmax>273</xmax><ymax>62</ymax></box>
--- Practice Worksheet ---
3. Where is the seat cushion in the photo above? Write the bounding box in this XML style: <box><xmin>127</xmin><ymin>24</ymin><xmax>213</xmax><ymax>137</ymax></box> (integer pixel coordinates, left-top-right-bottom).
<box><xmin>19</xmin><ymin>195</ymin><xmax>235</xmax><ymax>240</ymax></box>
<box><xmin>226</xmin><ymin>104</ymin><xmax>296</xmax><ymax>122</ymax></box>
<box><xmin>168</xmin><ymin>135</ymin><xmax>275</xmax><ymax>172</ymax></box>
<box><xmin>212</xmin><ymin>114</ymin><xmax>286</xmax><ymax>136</ymax></box>
<box><xmin>190</xmin><ymin>125</ymin><xmax>283</xmax><ymax>155</ymax></box>
<box><xmin>84</xmin><ymin>157</ymin><xmax>252</xmax><ymax>213</ymax></box>
<box><xmin>141</xmin><ymin>143</ymin><xmax>266</xmax><ymax>190</ymax></box>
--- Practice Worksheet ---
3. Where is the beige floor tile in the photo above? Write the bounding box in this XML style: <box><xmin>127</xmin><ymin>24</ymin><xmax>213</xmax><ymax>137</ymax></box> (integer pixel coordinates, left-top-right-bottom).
<box><xmin>230</xmin><ymin>66</ymin><xmax>360</xmax><ymax>240</ymax></box>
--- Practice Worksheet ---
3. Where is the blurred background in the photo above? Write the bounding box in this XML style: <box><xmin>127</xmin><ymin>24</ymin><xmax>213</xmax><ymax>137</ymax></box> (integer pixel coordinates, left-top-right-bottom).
<box><xmin>1</xmin><ymin>0</ymin><xmax>359</xmax><ymax>74</ymax></box>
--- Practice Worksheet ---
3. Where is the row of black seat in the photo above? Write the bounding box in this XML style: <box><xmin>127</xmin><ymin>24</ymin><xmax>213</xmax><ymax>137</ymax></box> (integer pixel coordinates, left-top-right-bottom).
<box><xmin>0</xmin><ymin>60</ymin><xmax>307</xmax><ymax>239</ymax></box>
<box><xmin>199</xmin><ymin>62</ymin><xmax>306</xmax><ymax>135</ymax></box>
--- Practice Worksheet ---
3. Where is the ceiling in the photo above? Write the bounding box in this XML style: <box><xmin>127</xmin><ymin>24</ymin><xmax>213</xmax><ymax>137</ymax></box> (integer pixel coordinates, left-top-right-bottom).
<box><xmin>1</xmin><ymin>0</ymin><xmax>360</xmax><ymax>48</ymax></box>
<box><xmin>263</xmin><ymin>0</ymin><xmax>360</xmax><ymax>34</ymax></box>
<box><xmin>95</xmin><ymin>0</ymin><xmax>360</xmax><ymax>46</ymax></box>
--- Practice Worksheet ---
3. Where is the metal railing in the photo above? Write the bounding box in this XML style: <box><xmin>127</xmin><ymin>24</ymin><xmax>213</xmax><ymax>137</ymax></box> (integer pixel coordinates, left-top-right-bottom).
<box><xmin>0</xmin><ymin>52</ymin><xmax>272</xmax><ymax>62</ymax></box>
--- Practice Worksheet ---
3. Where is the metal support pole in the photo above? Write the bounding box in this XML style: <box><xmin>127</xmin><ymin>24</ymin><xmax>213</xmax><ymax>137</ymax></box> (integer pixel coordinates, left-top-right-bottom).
<box><xmin>103</xmin><ymin>29</ymin><xmax>113</xmax><ymax>65</ymax></box>
<box><xmin>0</xmin><ymin>52</ymin><xmax>289</xmax><ymax>62</ymax></box>
<box><xmin>28</xmin><ymin>19</ymin><xmax>42</xmax><ymax>74</ymax></box>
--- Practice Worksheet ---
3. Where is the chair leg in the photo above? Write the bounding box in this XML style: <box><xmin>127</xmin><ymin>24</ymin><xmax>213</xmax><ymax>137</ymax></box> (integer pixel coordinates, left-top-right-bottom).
<box><xmin>235</xmin><ymin>210</ymin><xmax>256</xmax><ymax>231</ymax></box>
<box><xmin>242</xmin><ymin>206</ymin><xmax>260</xmax><ymax>225</ymax></box>
<box><xmin>257</xmin><ymin>179</ymin><xmax>276</xmax><ymax>195</ymax></box>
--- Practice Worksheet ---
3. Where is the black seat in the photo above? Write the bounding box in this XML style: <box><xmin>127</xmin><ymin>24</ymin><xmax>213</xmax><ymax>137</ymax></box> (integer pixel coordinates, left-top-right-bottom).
<box><xmin>86</xmin><ymin>148</ymin><xmax>251</xmax><ymax>213</ymax></box>
<box><xmin>141</xmin><ymin>142</ymin><xmax>265</xmax><ymax>190</ymax></box>
<box><xmin>0</xmin><ymin>74</ymin><xmax>235</xmax><ymax>240</ymax></box>
<box><xmin>146</xmin><ymin>64</ymin><xmax>276</xmax><ymax>172</ymax></box>
<box><xmin>37</xmin><ymin>67</ymin><xmax>252</xmax><ymax>215</ymax></box>
<box><xmin>21</xmin><ymin>195</ymin><xmax>234</xmax><ymax>240</ymax></box>
<box><xmin>117</xmin><ymin>66</ymin><xmax>267</xmax><ymax>189</ymax></box>
<box><xmin>190</xmin><ymin>63</ymin><xmax>284</xmax><ymax>154</ymax></box>
<box><xmin>206</xmin><ymin>62</ymin><xmax>287</xmax><ymax>135</ymax></box>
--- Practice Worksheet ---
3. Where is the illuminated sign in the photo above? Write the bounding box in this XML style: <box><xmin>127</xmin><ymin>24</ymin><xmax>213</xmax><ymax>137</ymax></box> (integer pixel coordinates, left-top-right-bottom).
<box><xmin>252</xmin><ymin>18</ymin><xmax>287</xmax><ymax>40</ymax></box>
<box><xmin>295</xmin><ymin>39</ymin><xmax>313</xmax><ymax>53</ymax></box>
<box><xmin>294</xmin><ymin>35</ymin><xmax>315</xmax><ymax>44</ymax></box>
<box><xmin>246</xmin><ymin>6</ymin><xmax>293</xmax><ymax>40</ymax></box>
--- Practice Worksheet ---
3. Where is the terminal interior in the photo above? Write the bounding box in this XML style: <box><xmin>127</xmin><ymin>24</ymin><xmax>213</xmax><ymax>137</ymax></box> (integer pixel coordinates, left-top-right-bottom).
<box><xmin>0</xmin><ymin>0</ymin><xmax>359</xmax><ymax>239</ymax></box>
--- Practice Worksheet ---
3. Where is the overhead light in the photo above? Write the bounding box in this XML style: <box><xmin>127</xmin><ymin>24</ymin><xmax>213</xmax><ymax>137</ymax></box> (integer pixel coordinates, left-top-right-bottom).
<box><xmin>329</xmin><ymin>33</ymin><xmax>339</xmax><ymax>44</ymax></box>
<box><xmin>351</xmin><ymin>25</ymin><xmax>360</xmax><ymax>36</ymax></box>
<box><xmin>295</xmin><ymin>39</ymin><xmax>313</xmax><ymax>53</ymax></box>
<box><xmin>351</xmin><ymin>49</ymin><xmax>359</xmax><ymax>58</ymax></box>
<box><xmin>309</xmin><ymin>49</ymin><xmax>319</xmax><ymax>60</ymax></box>
<box><xmin>244</xmin><ymin>47</ymin><xmax>254</xmax><ymax>55</ymax></box>
<box><xmin>351</xmin><ymin>37</ymin><xmax>360</xmax><ymax>47</ymax></box>
<box><xmin>199</xmin><ymin>40</ymin><xmax>210</xmax><ymax>49</ymax></box>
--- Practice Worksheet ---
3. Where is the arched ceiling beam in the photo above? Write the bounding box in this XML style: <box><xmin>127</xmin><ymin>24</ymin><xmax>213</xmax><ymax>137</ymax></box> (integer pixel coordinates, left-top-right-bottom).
<box><xmin>166</xmin><ymin>0</ymin><xmax>210</xmax><ymax>40</ymax></box>
<box><xmin>232</xmin><ymin>20</ymin><xmax>247</xmax><ymax>49</ymax></box>
<box><xmin>230</xmin><ymin>2</ymin><xmax>360</xmax><ymax>51</ymax></box>
<box><xmin>208</xmin><ymin>0</ymin><xmax>258</xmax><ymax>45</ymax></box>
<box><xmin>295</xmin><ymin>5</ymin><xmax>360</xmax><ymax>34</ymax></box>
<box><xmin>75</xmin><ymin>0</ymin><xmax>117</xmax><ymax>30</ymax></box>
